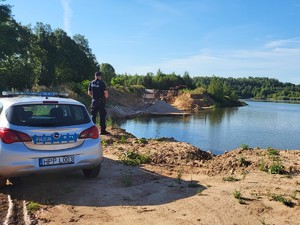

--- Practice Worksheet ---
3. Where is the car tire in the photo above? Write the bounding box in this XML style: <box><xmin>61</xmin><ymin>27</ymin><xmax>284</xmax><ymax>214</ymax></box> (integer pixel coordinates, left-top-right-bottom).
<box><xmin>82</xmin><ymin>164</ymin><xmax>101</xmax><ymax>178</ymax></box>
<box><xmin>0</xmin><ymin>176</ymin><xmax>7</xmax><ymax>188</ymax></box>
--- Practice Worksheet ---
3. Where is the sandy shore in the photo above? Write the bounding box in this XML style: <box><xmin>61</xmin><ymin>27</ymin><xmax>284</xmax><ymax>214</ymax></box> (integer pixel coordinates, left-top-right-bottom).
<box><xmin>2</xmin><ymin>127</ymin><xmax>300</xmax><ymax>225</ymax></box>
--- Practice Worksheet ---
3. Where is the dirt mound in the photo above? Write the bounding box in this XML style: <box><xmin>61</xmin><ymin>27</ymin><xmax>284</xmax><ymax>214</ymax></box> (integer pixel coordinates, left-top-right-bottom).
<box><xmin>106</xmin><ymin>88</ymin><xmax>214</xmax><ymax>118</ymax></box>
<box><xmin>9</xmin><ymin>126</ymin><xmax>300</xmax><ymax>225</ymax></box>
<box><xmin>137</xmin><ymin>100</ymin><xmax>183</xmax><ymax>114</ymax></box>
<box><xmin>172</xmin><ymin>92</ymin><xmax>215</xmax><ymax>111</ymax></box>
<box><xmin>102</xmin><ymin>128</ymin><xmax>300</xmax><ymax>177</ymax></box>
<box><xmin>206</xmin><ymin>148</ymin><xmax>300</xmax><ymax>176</ymax></box>
<box><xmin>101</xmin><ymin>127</ymin><xmax>214</xmax><ymax>167</ymax></box>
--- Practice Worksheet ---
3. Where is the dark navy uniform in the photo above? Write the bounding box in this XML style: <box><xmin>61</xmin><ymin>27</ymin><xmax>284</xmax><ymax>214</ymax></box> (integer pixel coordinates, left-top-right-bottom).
<box><xmin>88</xmin><ymin>78</ymin><xmax>107</xmax><ymax>132</ymax></box>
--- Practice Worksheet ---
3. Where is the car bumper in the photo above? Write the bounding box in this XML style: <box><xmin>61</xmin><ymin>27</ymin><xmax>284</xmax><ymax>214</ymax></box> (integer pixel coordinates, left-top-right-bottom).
<box><xmin>0</xmin><ymin>140</ymin><xmax>103</xmax><ymax>177</ymax></box>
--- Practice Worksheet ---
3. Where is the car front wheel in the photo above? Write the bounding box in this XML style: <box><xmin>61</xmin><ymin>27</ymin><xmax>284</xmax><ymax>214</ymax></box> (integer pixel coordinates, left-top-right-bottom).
<box><xmin>82</xmin><ymin>164</ymin><xmax>101</xmax><ymax>178</ymax></box>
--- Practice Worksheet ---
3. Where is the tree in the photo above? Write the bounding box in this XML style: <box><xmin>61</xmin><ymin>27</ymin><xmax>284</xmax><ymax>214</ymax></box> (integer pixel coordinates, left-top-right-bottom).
<box><xmin>73</xmin><ymin>34</ymin><xmax>98</xmax><ymax>79</ymax></box>
<box><xmin>32</xmin><ymin>23</ymin><xmax>56</xmax><ymax>86</ymax></box>
<box><xmin>182</xmin><ymin>71</ymin><xmax>194</xmax><ymax>89</ymax></box>
<box><xmin>100</xmin><ymin>63</ymin><xmax>116</xmax><ymax>85</ymax></box>
<box><xmin>0</xmin><ymin>2</ymin><xmax>35</xmax><ymax>90</ymax></box>
<box><xmin>0</xmin><ymin>2</ymin><xmax>18</xmax><ymax>60</ymax></box>
<box><xmin>207</xmin><ymin>77</ymin><xmax>224</xmax><ymax>102</ymax></box>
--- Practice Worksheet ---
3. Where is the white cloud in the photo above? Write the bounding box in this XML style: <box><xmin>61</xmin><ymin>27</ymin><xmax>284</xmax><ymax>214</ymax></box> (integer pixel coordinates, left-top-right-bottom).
<box><xmin>130</xmin><ymin>39</ymin><xmax>300</xmax><ymax>84</ymax></box>
<box><xmin>61</xmin><ymin>0</ymin><xmax>72</xmax><ymax>35</ymax></box>
<box><xmin>264</xmin><ymin>38</ymin><xmax>300</xmax><ymax>49</ymax></box>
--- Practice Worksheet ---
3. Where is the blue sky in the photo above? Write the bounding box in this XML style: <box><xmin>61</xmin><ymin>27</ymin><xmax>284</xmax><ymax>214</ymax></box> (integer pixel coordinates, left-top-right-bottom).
<box><xmin>7</xmin><ymin>0</ymin><xmax>300</xmax><ymax>84</ymax></box>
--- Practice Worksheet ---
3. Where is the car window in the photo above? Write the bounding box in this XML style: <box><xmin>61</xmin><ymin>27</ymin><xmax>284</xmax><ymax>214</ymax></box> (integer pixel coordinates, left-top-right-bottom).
<box><xmin>7</xmin><ymin>104</ymin><xmax>90</xmax><ymax>127</ymax></box>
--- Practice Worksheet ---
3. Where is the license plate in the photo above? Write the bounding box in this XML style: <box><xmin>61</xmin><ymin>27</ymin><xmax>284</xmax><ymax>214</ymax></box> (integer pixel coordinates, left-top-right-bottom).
<box><xmin>39</xmin><ymin>155</ymin><xmax>75</xmax><ymax>167</ymax></box>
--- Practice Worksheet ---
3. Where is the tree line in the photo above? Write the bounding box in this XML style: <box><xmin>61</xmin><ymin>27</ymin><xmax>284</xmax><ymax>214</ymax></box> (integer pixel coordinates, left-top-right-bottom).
<box><xmin>111</xmin><ymin>72</ymin><xmax>300</xmax><ymax>101</ymax></box>
<box><xmin>1</xmin><ymin>1</ymin><xmax>299</xmax><ymax>102</ymax></box>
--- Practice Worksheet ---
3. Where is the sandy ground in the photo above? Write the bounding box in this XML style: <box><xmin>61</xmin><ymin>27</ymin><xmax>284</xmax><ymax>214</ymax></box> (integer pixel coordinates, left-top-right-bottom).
<box><xmin>2</xmin><ymin>127</ymin><xmax>300</xmax><ymax>225</ymax></box>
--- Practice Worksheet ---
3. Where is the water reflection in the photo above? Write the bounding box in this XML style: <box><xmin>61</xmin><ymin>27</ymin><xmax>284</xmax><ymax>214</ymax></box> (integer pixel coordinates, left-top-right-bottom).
<box><xmin>118</xmin><ymin>101</ymin><xmax>300</xmax><ymax>155</ymax></box>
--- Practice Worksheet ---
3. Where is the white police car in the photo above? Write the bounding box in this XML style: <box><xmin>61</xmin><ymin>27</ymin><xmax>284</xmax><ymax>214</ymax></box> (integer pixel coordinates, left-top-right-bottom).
<box><xmin>0</xmin><ymin>92</ymin><xmax>103</xmax><ymax>187</ymax></box>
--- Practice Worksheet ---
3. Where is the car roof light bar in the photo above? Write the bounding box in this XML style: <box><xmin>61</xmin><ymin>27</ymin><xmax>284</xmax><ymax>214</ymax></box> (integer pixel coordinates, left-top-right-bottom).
<box><xmin>1</xmin><ymin>91</ymin><xmax>69</xmax><ymax>98</ymax></box>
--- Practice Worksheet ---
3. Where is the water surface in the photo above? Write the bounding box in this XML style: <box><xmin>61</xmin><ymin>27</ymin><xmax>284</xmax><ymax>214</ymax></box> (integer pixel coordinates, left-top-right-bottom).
<box><xmin>118</xmin><ymin>101</ymin><xmax>300</xmax><ymax>155</ymax></box>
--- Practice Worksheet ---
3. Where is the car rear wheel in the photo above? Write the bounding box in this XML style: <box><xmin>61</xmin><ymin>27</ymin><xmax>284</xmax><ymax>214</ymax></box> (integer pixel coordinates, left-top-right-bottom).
<box><xmin>82</xmin><ymin>164</ymin><xmax>101</xmax><ymax>178</ymax></box>
<box><xmin>0</xmin><ymin>176</ymin><xmax>7</xmax><ymax>188</ymax></box>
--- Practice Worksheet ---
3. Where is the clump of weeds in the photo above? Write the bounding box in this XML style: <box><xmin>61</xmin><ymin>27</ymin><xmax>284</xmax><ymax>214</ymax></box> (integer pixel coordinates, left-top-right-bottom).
<box><xmin>240</xmin><ymin>144</ymin><xmax>249</xmax><ymax>150</ymax></box>
<box><xmin>268</xmin><ymin>160</ymin><xmax>284</xmax><ymax>174</ymax></box>
<box><xmin>270</xmin><ymin>193</ymin><xmax>294</xmax><ymax>207</ymax></box>
<box><xmin>119</xmin><ymin>150</ymin><xmax>151</xmax><ymax>166</ymax></box>
<box><xmin>233</xmin><ymin>190</ymin><xmax>246</xmax><ymax>204</ymax></box>
<box><xmin>267</xmin><ymin>147</ymin><xmax>280</xmax><ymax>157</ymax></box>
<box><xmin>27</xmin><ymin>201</ymin><xmax>41</xmax><ymax>213</ymax></box>
<box><xmin>223</xmin><ymin>176</ymin><xmax>240</xmax><ymax>182</ymax></box>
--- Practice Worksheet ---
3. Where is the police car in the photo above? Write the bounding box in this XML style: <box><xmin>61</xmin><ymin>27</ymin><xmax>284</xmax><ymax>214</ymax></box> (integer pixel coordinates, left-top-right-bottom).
<box><xmin>0</xmin><ymin>92</ymin><xmax>103</xmax><ymax>187</ymax></box>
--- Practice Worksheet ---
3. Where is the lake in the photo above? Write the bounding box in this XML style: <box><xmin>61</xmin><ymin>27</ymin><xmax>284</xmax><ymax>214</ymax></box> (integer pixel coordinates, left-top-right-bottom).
<box><xmin>118</xmin><ymin>101</ymin><xmax>300</xmax><ymax>155</ymax></box>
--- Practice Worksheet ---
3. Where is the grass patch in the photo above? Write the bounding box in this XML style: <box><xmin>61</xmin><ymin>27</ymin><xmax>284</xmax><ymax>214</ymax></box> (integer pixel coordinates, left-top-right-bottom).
<box><xmin>258</xmin><ymin>159</ymin><xmax>268</xmax><ymax>172</ymax></box>
<box><xmin>106</xmin><ymin>118</ymin><xmax>119</xmax><ymax>128</ymax></box>
<box><xmin>223</xmin><ymin>176</ymin><xmax>240</xmax><ymax>182</ymax></box>
<box><xmin>270</xmin><ymin>194</ymin><xmax>294</xmax><ymax>207</ymax></box>
<box><xmin>258</xmin><ymin>158</ymin><xmax>285</xmax><ymax>174</ymax></box>
<box><xmin>119</xmin><ymin>150</ymin><xmax>151</xmax><ymax>166</ymax></box>
<box><xmin>268</xmin><ymin>160</ymin><xmax>284</xmax><ymax>174</ymax></box>
<box><xmin>267</xmin><ymin>147</ymin><xmax>280</xmax><ymax>156</ymax></box>
<box><xmin>233</xmin><ymin>190</ymin><xmax>247</xmax><ymax>204</ymax></box>
<box><xmin>240</xmin><ymin>144</ymin><xmax>249</xmax><ymax>150</ymax></box>
<box><xmin>233</xmin><ymin>190</ymin><xmax>242</xmax><ymax>199</ymax></box>
<box><xmin>27</xmin><ymin>201</ymin><xmax>41</xmax><ymax>213</ymax></box>
<box><xmin>137</xmin><ymin>138</ymin><xmax>148</xmax><ymax>144</ymax></box>
<box><xmin>120</xmin><ymin>135</ymin><xmax>127</xmax><ymax>143</ymax></box>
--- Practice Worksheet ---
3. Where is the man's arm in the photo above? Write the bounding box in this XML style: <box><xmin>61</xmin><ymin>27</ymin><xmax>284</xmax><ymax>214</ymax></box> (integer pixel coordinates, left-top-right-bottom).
<box><xmin>88</xmin><ymin>82</ymin><xmax>92</xmax><ymax>97</ymax></box>
<box><xmin>104</xmin><ymin>90</ymin><xmax>109</xmax><ymax>98</ymax></box>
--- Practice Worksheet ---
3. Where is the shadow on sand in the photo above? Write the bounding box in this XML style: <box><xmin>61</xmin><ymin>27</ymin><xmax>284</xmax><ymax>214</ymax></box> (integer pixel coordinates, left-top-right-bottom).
<box><xmin>1</xmin><ymin>157</ymin><xmax>206</xmax><ymax>207</ymax></box>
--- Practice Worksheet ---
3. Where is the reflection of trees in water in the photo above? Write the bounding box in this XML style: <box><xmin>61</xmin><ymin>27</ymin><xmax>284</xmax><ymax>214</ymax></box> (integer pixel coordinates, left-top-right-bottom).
<box><xmin>118</xmin><ymin>107</ymin><xmax>240</xmax><ymax>128</ymax></box>
<box><xmin>200</xmin><ymin>107</ymin><xmax>239</xmax><ymax>126</ymax></box>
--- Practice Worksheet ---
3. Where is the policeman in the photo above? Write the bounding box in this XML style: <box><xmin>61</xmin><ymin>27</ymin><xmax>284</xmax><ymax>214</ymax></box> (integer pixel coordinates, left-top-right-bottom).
<box><xmin>88</xmin><ymin>71</ymin><xmax>110</xmax><ymax>135</ymax></box>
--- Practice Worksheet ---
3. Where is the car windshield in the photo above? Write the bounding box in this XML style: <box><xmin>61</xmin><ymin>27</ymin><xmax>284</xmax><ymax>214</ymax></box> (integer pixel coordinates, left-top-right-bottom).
<box><xmin>7</xmin><ymin>104</ymin><xmax>90</xmax><ymax>127</ymax></box>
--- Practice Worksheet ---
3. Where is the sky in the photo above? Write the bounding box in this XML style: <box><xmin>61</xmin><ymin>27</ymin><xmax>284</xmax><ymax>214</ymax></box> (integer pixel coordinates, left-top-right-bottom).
<box><xmin>7</xmin><ymin>0</ymin><xmax>300</xmax><ymax>84</ymax></box>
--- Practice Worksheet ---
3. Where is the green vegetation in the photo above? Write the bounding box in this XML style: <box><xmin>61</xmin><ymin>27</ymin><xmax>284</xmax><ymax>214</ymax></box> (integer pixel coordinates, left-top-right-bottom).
<box><xmin>268</xmin><ymin>160</ymin><xmax>284</xmax><ymax>174</ymax></box>
<box><xmin>27</xmin><ymin>201</ymin><xmax>41</xmax><ymax>213</ymax></box>
<box><xmin>267</xmin><ymin>147</ymin><xmax>280</xmax><ymax>156</ymax></box>
<box><xmin>233</xmin><ymin>190</ymin><xmax>242</xmax><ymax>199</ymax></box>
<box><xmin>258</xmin><ymin>159</ymin><xmax>268</xmax><ymax>172</ymax></box>
<box><xmin>223</xmin><ymin>176</ymin><xmax>240</xmax><ymax>182</ymax></box>
<box><xmin>119</xmin><ymin>150</ymin><xmax>151</xmax><ymax>166</ymax></box>
<box><xmin>240</xmin><ymin>144</ymin><xmax>249</xmax><ymax>150</ymax></box>
<box><xmin>258</xmin><ymin>157</ymin><xmax>285</xmax><ymax>174</ymax></box>
<box><xmin>120</xmin><ymin>136</ymin><xmax>127</xmax><ymax>144</ymax></box>
<box><xmin>1</xmin><ymin>2</ymin><xmax>299</xmax><ymax>107</ymax></box>
<box><xmin>270</xmin><ymin>194</ymin><xmax>294</xmax><ymax>207</ymax></box>
<box><xmin>233</xmin><ymin>190</ymin><xmax>246</xmax><ymax>204</ymax></box>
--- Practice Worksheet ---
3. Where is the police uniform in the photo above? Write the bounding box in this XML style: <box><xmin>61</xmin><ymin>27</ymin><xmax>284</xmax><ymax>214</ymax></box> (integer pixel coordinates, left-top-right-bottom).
<box><xmin>88</xmin><ymin>78</ymin><xmax>107</xmax><ymax>132</ymax></box>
